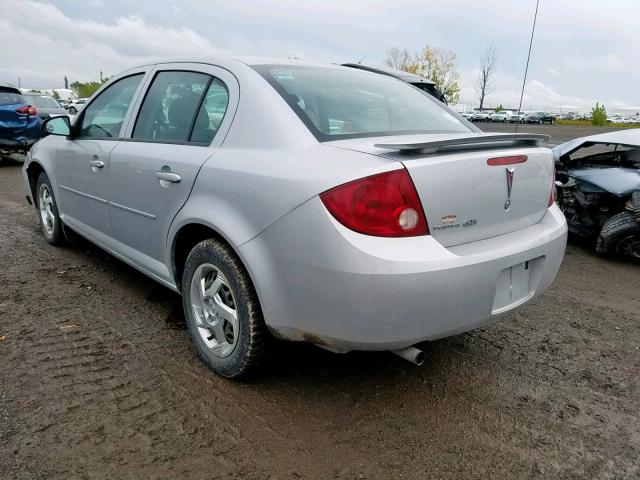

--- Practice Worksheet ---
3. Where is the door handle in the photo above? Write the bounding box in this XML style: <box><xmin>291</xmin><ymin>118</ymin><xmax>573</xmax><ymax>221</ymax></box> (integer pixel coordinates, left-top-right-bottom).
<box><xmin>90</xmin><ymin>159</ymin><xmax>104</xmax><ymax>168</ymax></box>
<box><xmin>155</xmin><ymin>171</ymin><xmax>181</xmax><ymax>183</ymax></box>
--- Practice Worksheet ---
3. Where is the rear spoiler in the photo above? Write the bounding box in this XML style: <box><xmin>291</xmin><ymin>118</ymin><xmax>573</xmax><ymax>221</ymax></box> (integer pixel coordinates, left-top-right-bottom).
<box><xmin>374</xmin><ymin>133</ymin><xmax>549</xmax><ymax>154</ymax></box>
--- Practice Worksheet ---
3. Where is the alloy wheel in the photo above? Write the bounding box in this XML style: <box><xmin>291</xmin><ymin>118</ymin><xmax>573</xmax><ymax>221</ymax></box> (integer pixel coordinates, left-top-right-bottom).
<box><xmin>189</xmin><ymin>263</ymin><xmax>239</xmax><ymax>357</ymax></box>
<box><xmin>38</xmin><ymin>183</ymin><xmax>55</xmax><ymax>236</ymax></box>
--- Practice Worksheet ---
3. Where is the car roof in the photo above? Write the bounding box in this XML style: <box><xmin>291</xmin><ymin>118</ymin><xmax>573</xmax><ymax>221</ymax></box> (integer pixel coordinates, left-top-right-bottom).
<box><xmin>0</xmin><ymin>85</ymin><xmax>22</xmax><ymax>94</ymax></box>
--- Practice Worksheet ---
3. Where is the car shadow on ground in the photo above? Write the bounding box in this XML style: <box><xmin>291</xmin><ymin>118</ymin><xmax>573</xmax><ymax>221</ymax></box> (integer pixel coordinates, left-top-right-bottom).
<box><xmin>67</xmin><ymin>233</ymin><xmax>469</xmax><ymax>386</ymax></box>
<box><xmin>0</xmin><ymin>155</ymin><xmax>25</xmax><ymax>166</ymax></box>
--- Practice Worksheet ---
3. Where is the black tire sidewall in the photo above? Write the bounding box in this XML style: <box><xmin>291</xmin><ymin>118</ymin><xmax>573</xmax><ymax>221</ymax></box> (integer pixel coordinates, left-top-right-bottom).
<box><xmin>596</xmin><ymin>212</ymin><xmax>640</xmax><ymax>257</ymax></box>
<box><xmin>36</xmin><ymin>172</ymin><xmax>65</xmax><ymax>245</ymax></box>
<box><xmin>181</xmin><ymin>241</ymin><xmax>256</xmax><ymax>377</ymax></box>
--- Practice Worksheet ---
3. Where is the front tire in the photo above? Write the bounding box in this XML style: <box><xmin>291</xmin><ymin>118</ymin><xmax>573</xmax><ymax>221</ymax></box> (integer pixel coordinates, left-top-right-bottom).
<box><xmin>68</xmin><ymin>107</ymin><xmax>77</xmax><ymax>114</ymax></box>
<box><xmin>596</xmin><ymin>212</ymin><xmax>640</xmax><ymax>259</ymax></box>
<box><xmin>181</xmin><ymin>239</ymin><xmax>268</xmax><ymax>377</ymax></box>
<box><xmin>36</xmin><ymin>172</ymin><xmax>66</xmax><ymax>246</ymax></box>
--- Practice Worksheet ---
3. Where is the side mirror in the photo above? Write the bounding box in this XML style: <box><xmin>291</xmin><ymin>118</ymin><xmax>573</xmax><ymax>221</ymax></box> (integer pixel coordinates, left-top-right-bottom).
<box><xmin>42</xmin><ymin>116</ymin><xmax>71</xmax><ymax>137</ymax></box>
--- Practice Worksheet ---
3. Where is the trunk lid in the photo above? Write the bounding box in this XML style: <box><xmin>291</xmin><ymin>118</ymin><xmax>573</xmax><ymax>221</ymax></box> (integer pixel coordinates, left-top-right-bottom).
<box><xmin>326</xmin><ymin>133</ymin><xmax>554</xmax><ymax>247</ymax></box>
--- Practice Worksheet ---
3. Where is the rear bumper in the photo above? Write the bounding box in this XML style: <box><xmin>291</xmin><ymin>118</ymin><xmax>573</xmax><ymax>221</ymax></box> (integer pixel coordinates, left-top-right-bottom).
<box><xmin>240</xmin><ymin>198</ymin><xmax>568</xmax><ymax>352</ymax></box>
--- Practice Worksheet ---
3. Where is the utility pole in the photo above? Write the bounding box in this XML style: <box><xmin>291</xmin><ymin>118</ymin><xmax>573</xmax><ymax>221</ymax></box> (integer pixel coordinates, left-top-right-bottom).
<box><xmin>18</xmin><ymin>76</ymin><xmax>21</xmax><ymax>88</ymax></box>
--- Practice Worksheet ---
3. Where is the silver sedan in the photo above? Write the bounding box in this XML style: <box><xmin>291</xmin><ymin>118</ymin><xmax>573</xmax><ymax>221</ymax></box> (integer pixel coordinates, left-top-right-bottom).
<box><xmin>23</xmin><ymin>57</ymin><xmax>567</xmax><ymax>377</ymax></box>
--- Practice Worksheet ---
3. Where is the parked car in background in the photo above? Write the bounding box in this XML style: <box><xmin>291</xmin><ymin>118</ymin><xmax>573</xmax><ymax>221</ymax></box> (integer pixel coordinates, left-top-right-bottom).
<box><xmin>0</xmin><ymin>85</ymin><xmax>42</xmax><ymax>154</ymax></box>
<box><xmin>554</xmin><ymin>129</ymin><xmax>640</xmax><ymax>258</ymax></box>
<box><xmin>509</xmin><ymin>111</ymin><xmax>527</xmax><ymax>123</ymax></box>
<box><xmin>22</xmin><ymin>57</ymin><xmax>566</xmax><ymax>377</ymax></box>
<box><xmin>66</xmin><ymin>98</ymin><xmax>88</xmax><ymax>114</ymax></box>
<box><xmin>489</xmin><ymin>111</ymin><xmax>513</xmax><ymax>123</ymax></box>
<box><xmin>460</xmin><ymin>111</ymin><xmax>474</xmax><ymax>120</ymax></box>
<box><xmin>525</xmin><ymin>111</ymin><xmax>556</xmax><ymax>124</ymax></box>
<box><xmin>22</xmin><ymin>93</ymin><xmax>68</xmax><ymax>121</ymax></box>
<box><xmin>470</xmin><ymin>111</ymin><xmax>490</xmax><ymax>122</ymax></box>
<box><xmin>341</xmin><ymin>63</ymin><xmax>447</xmax><ymax>103</ymax></box>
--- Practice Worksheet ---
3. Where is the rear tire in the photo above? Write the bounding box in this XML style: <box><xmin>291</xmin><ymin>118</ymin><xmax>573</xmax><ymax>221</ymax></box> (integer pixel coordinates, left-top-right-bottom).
<box><xmin>181</xmin><ymin>239</ymin><xmax>268</xmax><ymax>378</ymax></box>
<box><xmin>36</xmin><ymin>172</ymin><xmax>66</xmax><ymax>246</ymax></box>
<box><xmin>596</xmin><ymin>212</ymin><xmax>640</xmax><ymax>259</ymax></box>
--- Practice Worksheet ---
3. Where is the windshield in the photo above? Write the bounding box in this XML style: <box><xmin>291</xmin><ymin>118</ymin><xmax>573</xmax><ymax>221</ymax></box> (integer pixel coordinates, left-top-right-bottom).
<box><xmin>26</xmin><ymin>95</ymin><xmax>61</xmax><ymax>108</ymax></box>
<box><xmin>253</xmin><ymin>65</ymin><xmax>471</xmax><ymax>141</ymax></box>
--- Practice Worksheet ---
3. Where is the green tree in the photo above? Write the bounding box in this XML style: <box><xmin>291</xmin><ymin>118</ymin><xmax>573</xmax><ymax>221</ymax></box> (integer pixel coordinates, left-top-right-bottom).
<box><xmin>495</xmin><ymin>104</ymin><xmax>504</xmax><ymax>112</ymax></box>
<box><xmin>591</xmin><ymin>103</ymin><xmax>607</xmax><ymax>126</ymax></box>
<box><xmin>384</xmin><ymin>45</ymin><xmax>461</xmax><ymax>104</ymax></box>
<box><xmin>70</xmin><ymin>75</ymin><xmax>111</xmax><ymax>98</ymax></box>
<box><xmin>51</xmin><ymin>90</ymin><xmax>60</xmax><ymax>100</ymax></box>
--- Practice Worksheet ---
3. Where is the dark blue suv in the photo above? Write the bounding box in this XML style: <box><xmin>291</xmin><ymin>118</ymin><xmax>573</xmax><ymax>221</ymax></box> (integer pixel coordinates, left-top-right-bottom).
<box><xmin>0</xmin><ymin>86</ymin><xmax>42</xmax><ymax>153</ymax></box>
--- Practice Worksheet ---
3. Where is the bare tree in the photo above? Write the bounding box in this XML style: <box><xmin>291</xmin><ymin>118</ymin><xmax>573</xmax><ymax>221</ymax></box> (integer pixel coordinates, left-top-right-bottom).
<box><xmin>384</xmin><ymin>47</ymin><xmax>412</xmax><ymax>71</ymax></box>
<box><xmin>476</xmin><ymin>44</ymin><xmax>497</xmax><ymax>110</ymax></box>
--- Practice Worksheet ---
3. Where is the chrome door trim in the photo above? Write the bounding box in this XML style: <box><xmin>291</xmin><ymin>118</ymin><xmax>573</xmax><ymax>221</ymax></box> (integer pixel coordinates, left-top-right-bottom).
<box><xmin>110</xmin><ymin>201</ymin><xmax>157</xmax><ymax>220</ymax></box>
<box><xmin>59</xmin><ymin>184</ymin><xmax>108</xmax><ymax>204</ymax></box>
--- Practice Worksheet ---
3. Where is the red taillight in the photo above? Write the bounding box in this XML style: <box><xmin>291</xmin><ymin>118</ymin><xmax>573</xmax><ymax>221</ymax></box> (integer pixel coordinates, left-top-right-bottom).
<box><xmin>487</xmin><ymin>155</ymin><xmax>528</xmax><ymax>166</ymax></box>
<box><xmin>549</xmin><ymin>165</ymin><xmax>557</xmax><ymax>206</ymax></box>
<box><xmin>16</xmin><ymin>105</ymin><xmax>37</xmax><ymax>116</ymax></box>
<box><xmin>320</xmin><ymin>169</ymin><xmax>429</xmax><ymax>237</ymax></box>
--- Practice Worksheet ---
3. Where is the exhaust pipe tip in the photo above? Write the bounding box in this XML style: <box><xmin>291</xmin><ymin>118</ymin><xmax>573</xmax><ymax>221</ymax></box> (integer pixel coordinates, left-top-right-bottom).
<box><xmin>391</xmin><ymin>346</ymin><xmax>425</xmax><ymax>366</ymax></box>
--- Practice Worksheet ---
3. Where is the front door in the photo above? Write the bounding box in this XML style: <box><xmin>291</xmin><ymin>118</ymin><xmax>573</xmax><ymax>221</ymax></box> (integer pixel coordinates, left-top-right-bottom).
<box><xmin>107</xmin><ymin>65</ymin><xmax>237</xmax><ymax>282</ymax></box>
<box><xmin>55</xmin><ymin>73</ymin><xmax>145</xmax><ymax>236</ymax></box>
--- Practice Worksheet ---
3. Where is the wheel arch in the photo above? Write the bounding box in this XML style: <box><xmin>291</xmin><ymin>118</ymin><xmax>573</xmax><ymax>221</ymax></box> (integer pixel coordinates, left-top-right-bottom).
<box><xmin>25</xmin><ymin>160</ymin><xmax>46</xmax><ymax>206</ymax></box>
<box><xmin>170</xmin><ymin>221</ymin><xmax>260</xmax><ymax>295</ymax></box>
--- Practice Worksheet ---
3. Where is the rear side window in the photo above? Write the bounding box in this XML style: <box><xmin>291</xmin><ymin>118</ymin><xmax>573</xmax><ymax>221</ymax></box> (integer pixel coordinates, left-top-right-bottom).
<box><xmin>133</xmin><ymin>71</ymin><xmax>229</xmax><ymax>144</ymax></box>
<box><xmin>0</xmin><ymin>89</ymin><xmax>24</xmax><ymax>106</ymax></box>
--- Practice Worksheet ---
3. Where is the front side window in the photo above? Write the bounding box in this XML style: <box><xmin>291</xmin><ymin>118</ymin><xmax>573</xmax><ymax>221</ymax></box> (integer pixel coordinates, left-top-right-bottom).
<box><xmin>78</xmin><ymin>74</ymin><xmax>143</xmax><ymax>139</ymax></box>
<box><xmin>253</xmin><ymin>65</ymin><xmax>471</xmax><ymax>141</ymax></box>
<box><xmin>132</xmin><ymin>71</ymin><xmax>228</xmax><ymax>144</ymax></box>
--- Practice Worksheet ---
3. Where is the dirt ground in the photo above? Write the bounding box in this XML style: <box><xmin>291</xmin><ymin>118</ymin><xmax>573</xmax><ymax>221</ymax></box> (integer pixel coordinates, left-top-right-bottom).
<box><xmin>1</xmin><ymin>125</ymin><xmax>638</xmax><ymax>479</ymax></box>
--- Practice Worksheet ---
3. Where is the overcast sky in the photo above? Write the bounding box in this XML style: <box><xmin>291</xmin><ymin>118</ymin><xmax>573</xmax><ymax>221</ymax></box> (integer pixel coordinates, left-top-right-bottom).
<box><xmin>2</xmin><ymin>0</ymin><xmax>638</xmax><ymax>111</ymax></box>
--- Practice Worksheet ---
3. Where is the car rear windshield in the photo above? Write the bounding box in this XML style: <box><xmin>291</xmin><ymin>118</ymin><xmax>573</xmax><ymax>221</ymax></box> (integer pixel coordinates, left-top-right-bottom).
<box><xmin>0</xmin><ymin>89</ymin><xmax>24</xmax><ymax>106</ymax></box>
<box><xmin>26</xmin><ymin>95</ymin><xmax>61</xmax><ymax>108</ymax></box>
<box><xmin>253</xmin><ymin>65</ymin><xmax>471</xmax><ymax>141</ymax></box>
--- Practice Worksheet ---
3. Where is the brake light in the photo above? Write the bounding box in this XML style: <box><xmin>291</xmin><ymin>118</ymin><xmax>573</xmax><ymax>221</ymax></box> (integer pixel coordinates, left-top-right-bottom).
<box><xmin>320</xmin><ymin>169</ymin><xmax>429</xmax><ymax>237</ymax></box>
<box><xmin>549</xmin><ymin>165</ymin><xmax>557</xmax><ymax>207</ymax></box>
<box><xmin>487</xmin><ymin>155</ymin><xmax>528</xmax><ymax>166</ymax></box>
<box><xmin>16</xmin><ymin>105</ymin><xmax>37</xmax><ymax>116</ymax></box>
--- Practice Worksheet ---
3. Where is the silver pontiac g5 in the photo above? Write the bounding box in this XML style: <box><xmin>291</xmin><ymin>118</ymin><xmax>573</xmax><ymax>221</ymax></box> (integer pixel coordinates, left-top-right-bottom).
<box><xmin>23</xmin><ymin>57</ymin><xmax>567</xmax><ymax>377</ymax></box>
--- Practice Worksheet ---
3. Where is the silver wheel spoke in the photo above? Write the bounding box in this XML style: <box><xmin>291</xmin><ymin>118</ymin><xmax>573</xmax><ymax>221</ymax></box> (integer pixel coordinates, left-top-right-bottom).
<box><xmin>211</xmin><ymin>318</ymin><xmax>227</xmax><ymax>344</ymax></box>
<box><xmin>212</xmin><ymin>296</ymin><xmax>238</xmax><ymax>333</ymax></box>
<box><xmin>204</xmin><ymin>274</ymin><xmax>225</xmax><ymax>298</ymax></box>
<box><xmin>191</xmin><ymin>304</ymin><xmax>206</xmax><ymax>327</ymax></box>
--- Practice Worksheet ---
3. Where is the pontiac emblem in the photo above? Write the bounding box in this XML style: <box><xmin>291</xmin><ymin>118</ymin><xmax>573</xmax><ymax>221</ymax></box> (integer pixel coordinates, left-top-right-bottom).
<box><xmin>504</xmin><ymin>168</ymin><xmax>515</xmax><ymax>211</ymax></box>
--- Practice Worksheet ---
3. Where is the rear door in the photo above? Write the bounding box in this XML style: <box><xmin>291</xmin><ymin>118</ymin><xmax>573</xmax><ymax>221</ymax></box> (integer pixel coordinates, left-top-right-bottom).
<box><xmin>54</xmin><ymin>72</ymin><xmax>146</xmax><ymax>236</ymax></box>
<box><xmin>107</xmin><ymin>63</ymin><xmax>238</xmax><ymax>280</ymax></box>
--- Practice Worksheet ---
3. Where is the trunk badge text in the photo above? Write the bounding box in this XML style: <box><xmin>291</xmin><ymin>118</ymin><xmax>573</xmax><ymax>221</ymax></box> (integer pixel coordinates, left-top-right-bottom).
<box><xmin>504</xmin><ymin>167</ymin><xmax>515</xmax><ymax>211</ymax></box>
<box><xmin>434</xmin><ymin>214</ymin><xmax>478</xmax><ymax>231</ymax></box>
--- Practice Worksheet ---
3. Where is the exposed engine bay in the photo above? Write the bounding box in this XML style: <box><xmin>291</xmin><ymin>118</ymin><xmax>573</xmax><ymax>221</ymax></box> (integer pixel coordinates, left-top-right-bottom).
<box><xmin>554</xmin><ymin>136</ymin><xmax>640</xmax><ymax>258</ymax></box>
